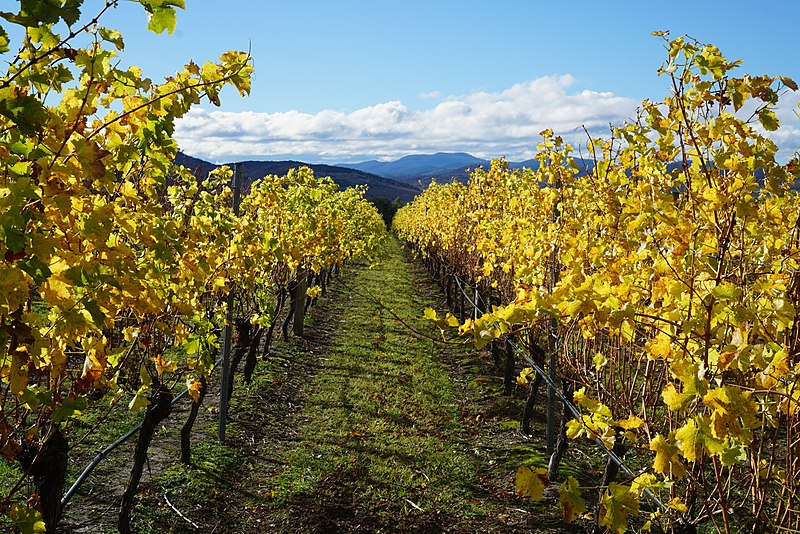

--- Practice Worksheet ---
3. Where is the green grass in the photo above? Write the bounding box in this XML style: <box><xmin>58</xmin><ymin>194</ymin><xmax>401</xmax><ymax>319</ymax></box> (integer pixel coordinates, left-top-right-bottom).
<box><xmin>130</xmin><ymin>440</ymin><xmax>246</xmax><ymax>533</ymax></box>
<box><xmin>269</xmin><ymin>238</ymin><xmax>480</xmax><ymax>521</ymax></box>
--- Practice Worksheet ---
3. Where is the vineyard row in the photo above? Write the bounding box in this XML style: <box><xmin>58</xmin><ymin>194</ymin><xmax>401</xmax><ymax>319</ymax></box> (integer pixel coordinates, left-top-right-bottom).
<box><xmin>394</xmin><ymin>36</ymin><xmax>800</xmax><ymax>533</ymax></box>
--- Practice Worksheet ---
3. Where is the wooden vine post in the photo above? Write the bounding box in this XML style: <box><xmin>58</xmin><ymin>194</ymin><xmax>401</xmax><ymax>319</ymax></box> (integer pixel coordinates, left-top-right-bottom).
<box><xmin>293</xmin><ymin>269</ymin><xmax>308</xmax><ymax>336</ymax></box>
<box><xmin>546</xmin><ymin>176</ymin><xmax>561</xmax><ymax>456</ymax></box>
<box><xmin>219</xmin><ymin>162</ymin><xmax>242</xmax><ymax>442</ymax></box>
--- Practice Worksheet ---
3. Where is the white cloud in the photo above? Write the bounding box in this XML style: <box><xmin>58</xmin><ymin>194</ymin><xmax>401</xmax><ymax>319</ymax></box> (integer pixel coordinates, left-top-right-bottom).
<box><xmin>772</xmin><ymin>90</ymin><xmax>800</xmax><ymax>161</ymax></box>
<box><xmin>174</xmin><ymin>76</ymin><xmax>800</xmax><ymax>164</ymax></box>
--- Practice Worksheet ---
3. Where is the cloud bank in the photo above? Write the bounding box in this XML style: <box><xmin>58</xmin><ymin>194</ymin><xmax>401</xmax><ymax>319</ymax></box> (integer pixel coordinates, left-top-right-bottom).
<box><xmin>174</xmin><ymin>75</ymin><xmax>800</xmax><ymax>164</ymax></box>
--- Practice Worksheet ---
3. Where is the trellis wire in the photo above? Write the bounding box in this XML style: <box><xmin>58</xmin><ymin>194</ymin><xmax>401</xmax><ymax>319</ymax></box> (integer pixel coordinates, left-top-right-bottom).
<box><xmin>434</xmin><ymin>257</ymin><xmax>670</xmax><ymax>516</ymax></box>
<box><xmin>60</xmin><ymin>356</ymin><xmax>223</xmax><ymax>508</ymax></box>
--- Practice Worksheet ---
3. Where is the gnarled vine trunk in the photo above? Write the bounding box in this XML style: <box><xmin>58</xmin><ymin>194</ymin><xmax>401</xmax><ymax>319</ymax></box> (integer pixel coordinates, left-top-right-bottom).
<box><xmin>19</xmin><ymin>427</ymin><xmax>69</xmax><ymax>533</ymax></box>
<box><xmin>118</xmin><ymin>383</ymin><xmax>173</xmax><ymax>534</ymax></box>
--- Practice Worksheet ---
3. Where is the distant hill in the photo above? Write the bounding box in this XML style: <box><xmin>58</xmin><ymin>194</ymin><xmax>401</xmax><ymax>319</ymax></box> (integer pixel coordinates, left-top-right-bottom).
<box><xmin>340</xmin><ymin>152</ymin><xmax>597</xmax><ymax>187</ymax></box>
<box><xmin>341</xmin><ymin>152</ymin><xmax>489</xmax><ymax>181</ymax></box>
<box><xmin>175</xmin><ymin>152</ymin><xmax>421</xmax><ymax>202</ymax></box>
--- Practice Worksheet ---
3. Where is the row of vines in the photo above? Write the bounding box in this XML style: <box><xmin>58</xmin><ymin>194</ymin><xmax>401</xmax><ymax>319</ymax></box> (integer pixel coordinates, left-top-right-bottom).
<box><xmin>394</xmin><ymin>35</ymin><xmax>800</xmax><ymax>533</ymax></box>
<box><xmin>0</xmin><ymin>2</ymin><xmax>386</xmax><ymax>533</ymax></box>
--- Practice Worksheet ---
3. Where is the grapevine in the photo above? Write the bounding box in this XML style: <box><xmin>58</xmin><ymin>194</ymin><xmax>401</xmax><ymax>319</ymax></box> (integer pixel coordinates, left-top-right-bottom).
<box><xmin>395</xmin><ymin>35</ymin><xmax>800</xmax><ymax>533</ymax></box>
<box><xmin>0</xmin><ymin>2</ymin><xmax>385</xmax><ymax>532</ymax></box>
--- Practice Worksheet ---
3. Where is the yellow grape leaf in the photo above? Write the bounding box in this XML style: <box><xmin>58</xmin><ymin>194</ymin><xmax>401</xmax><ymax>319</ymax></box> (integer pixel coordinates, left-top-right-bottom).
<box><xmin>129</xmin><ymin>389</ymin><xmax>149</xmax><ymax>411</ymax></box>
<box><xmin>516</xmin><ymin>466</ymin><xmax>548</xmax><ymax>500</ymax></box>
<box><xmin>675</xmin><ymin>416</ymin><xmax>725</xmax><ymax>462</ymax></box>
<box><xmin>445</xmin><ymin>312</ymin><xmax>460</xmax><ymax>328</ymax></box>
<box><xmin>40</xmin><ymin>339</ymin><xmax>67</xmax><ymax>387</ymax></box>
<box><xmin>423</xmin><ymin>307</ymin><xmax>440</xmax><ymax>322</ymax></box>
<box><xmin>458</xmin><ymin>317</ymin><xmax>474</xmax><ymax>335</ymax></box>
<box><xmin>703</xmin><ymin>385</ymin><xmax>757</xmax><ymax>440</ymax></box>
<box><xmin>186</xmin><ymin>377</ymin><xmax>203</xmax><ymax>403</ymax></box>
<box><xmin>559</xmin><ymin>476</ymin><xmax>585</xmax><ymax>522</ymax></box>
<box><xmin>599</xmin><ymin>426</ymin><xmax>617</xmax><ymax>450</ymax></box>
<box><xmin>630</xmin><ymin>473</ymin><xmax>659</xmax><ymax>496</ymax></box>
<box><xmin>306</xmin><ymin>285</ymin><xmax>321</xmax><ymax>298</ymax></box>
<box><xmin>614</xmin><ymin>414</ymin><xmax>644</xmax><ymax>430</ymax></box>
<box><xmin>123</xmin><ymin>327</ymin><xmax>139</xmax><ymax>342</ymax></box>
<box><xmin>757</xmin><ymin>108</ymin><xmax>779</xmax><ymax>131</ymax></box>
<box><xmin>517</xmin><ymin>367</ymin><xmax>534</xmax><ymax>385</ymax></box>
<box><xmin>757</xmin><ymin>348</ymin><xmax>789</xmax><ymax>388</ymax></box>
<box><xmin>120</xmin><ymin>180</ymin><xmax>138</xmax><ymax>200</ymax></box>
<box><xmin>9</xmin><ymin>350</ymin><xmax>29</xmax><ymax>396</ymax></box>
<box><xmin>38</xmin><ymin>275</ymin><xmax>73</xmax><ymax>305</ymax></box>
<box><xmin>424</xmin><ymin>308</ymin><xmax>459</xmax><ymax>331</ymax></box>
<box><xmin>573</xmin><ymin>387</ymin><xmax>612</xmax><ymax>417</ymax></box>
<box><xmin>674</xmin><ymin>418</ymin><xmax>702</xmax><ymax>462</ymax></box>
<box><xmin>667</xmin><ymin>497</ymin><xmax>688</xmax><ymax>513</ymax></box>
<box><xmin>0</xmin><ymin>266</ymin><xmax>32</xmax><ymax>316</ymax></box>
<box><xmin>593</xmin><ymin>352</ymin><xmax>608</xmax><ymax>371</ymax></box>
<box><xmin>646</xmin><ymin>331</ymin><xmax>671</xmax><ymax>359</ymax></box>
<box><xmin>662</xmin><ymin>383</ymin><xmax>687</xmax><ymax>411</ymax></box>
<box><xmin>669</xmin><ymin>359</ymin><xmax>707</xmax><ymax>397</ymax></box>
<box><xmin>151</xmin><ymin>355</ymin><xmax>177</xmax><ymax>376</ymax></box>
<box><xmin>716</xmin><ymin>348</ymin><xmax>739</xmax><ymax>371</ymax></box>
<box><xmin>212</xmin><ymin>276</ymin><xmax>228</xmax><ymax>292</ymax></box>
<box><xmin>649</xmin><ymin>434</ymin><xmax>686</xmax><ymax>478</ymax></box>
<box><xmin>599</xmin><ymin>483</ymin><xmax>639</xmax><ymax>534</ymax></box>
<box><xmin>620</xmin><ymin>321</ymin><xmax>635</xmax><ymax>343</ymax></box>
<box><xmin>514</xmin><ymin>286</ymin><xmax>530</xmax><ymax>303</ymax></box>
<box><xmin>566</xmin><ymin>418</ymin><xmax>588</xmax><ymax>440</ymax></box>
<box><xmin>74</xmin><ymin>138</ymin><xmax>110</xmax><ymax>181</ymax></box>
<box><xmin>8</xmin><ymin>504</ymin><xmax>46</xmax><ymax>534</ymax></box>
<box><xmin>557</xmin><ymin>299</ymin><xmax>583</xmax><ymax>317</ymax></box>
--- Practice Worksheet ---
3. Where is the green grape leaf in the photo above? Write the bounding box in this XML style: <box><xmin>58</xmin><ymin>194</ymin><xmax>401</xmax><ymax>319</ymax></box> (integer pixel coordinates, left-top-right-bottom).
<box><xmin>599</xmin><ymin>483</ymin><xmax>639</xmax><ymax>534</ymax></box>
<box><xmin>20</xmin><ymin>0</ymin><xmax>61</xmax><ymax>24</ymax></box>
<box><xmin>11</xmin><ymin>0</ymin><xmax>80</xmax><ymax>27</ymax></box>
<box><xmin>140</xmin><ymin>1</ymin><xmax>186</xmax><ymax>35</ymax></box>
<box><xmin>53</xmin><ymin>395</ymin><xmax>87</xmax><ymax>423</ymax></box>
<box><xmin>0</xmin><ymin>90</ymin><xmax>48</xmax><ymax>136</ymax></box>
<box><xmin>16</xmin><ymin>256</ymin><xmax>52</xmax><ymax>284</ymax></box>
<box><xmin>8</xmin><ymin>504</ymin><xmax>46</xmax><ymax>534</ymax></box>
<box><xmin>757</xmin><ymin>108</ymin><xmax>779</xmax><ymax>131</ymax></box>
<box><xmin>0</xmin><ymin>26</ymin><xmax>9</xmax><ymax>53</ymax></box>
<box><xmin>147</xmin><ymin>7</ymin><xmax>177</xmax><ymax>34</ymax></box>
<box><xmin>718</xmin><ymin>440</ymin><xmax>748</xmax><ymax>466</ymax></box>
<box><xmin>83</xmin><ymin>299</ymin><xmax>107</xmax><ymax>328</ymax></box>
<box><xmin>0</xmin><ymin>223</ymin><xmax>26</xmax><ymax>254</ymax></box>
<box><xmin>99</xmin><ymin>27</ymin><xmax>124</xmax><ymax>50</ymax></box>
<box><xmin>60</xmin><ymin>0</ymin><xmax>82</xmax><ymax>26</ymax></box>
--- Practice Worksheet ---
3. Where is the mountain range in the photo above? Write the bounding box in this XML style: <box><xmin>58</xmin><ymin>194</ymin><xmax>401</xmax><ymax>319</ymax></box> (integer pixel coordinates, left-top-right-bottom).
<box><xmin>175</xmin><ymin>151</ymin><xmax>601</xmax><ymax>201</ymax></box>
<box><xmin>176</xmin><ymin>151</ymin><xmax>798</xmax><ymax>204</ymax></box>
<box><xmin>338</xmin><ymin>152</ymin><xmax>596</xmax><ymax>186</ymax></box>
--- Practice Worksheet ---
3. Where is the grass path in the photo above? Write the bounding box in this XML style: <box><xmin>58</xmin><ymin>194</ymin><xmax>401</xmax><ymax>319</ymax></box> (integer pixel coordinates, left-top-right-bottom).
<box><xmin>266</xmin><ymin>237</ymin><xmax>482</xmax><ymax>531</ymax></box>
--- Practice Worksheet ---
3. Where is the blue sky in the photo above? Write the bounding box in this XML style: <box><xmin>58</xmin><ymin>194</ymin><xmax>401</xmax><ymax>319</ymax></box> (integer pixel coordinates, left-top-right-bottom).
<box><xmin>17</xmin><ymin>1</ymin><xmax>800</xmax><ymax>163</ymax></box>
